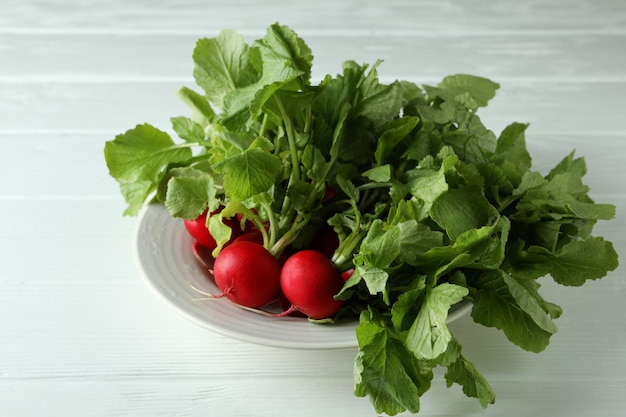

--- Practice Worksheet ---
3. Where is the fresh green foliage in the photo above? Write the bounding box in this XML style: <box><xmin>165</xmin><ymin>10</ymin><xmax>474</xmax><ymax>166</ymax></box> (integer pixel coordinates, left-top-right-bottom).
<box><xmin>104</xmin><ymin>123</ymin><xmax>193</xmax><ymax>215</ymax></box>
<box><xmin>104</xmin><ymin>23</ymin><xmax>619</xmax><ymax>416</ymax></box>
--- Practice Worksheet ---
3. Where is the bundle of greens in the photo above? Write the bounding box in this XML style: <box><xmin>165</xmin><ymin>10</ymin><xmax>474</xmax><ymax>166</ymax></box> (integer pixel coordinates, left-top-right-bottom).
<box><xmin>104</xmin><ymin>23</ymin><xmax>619</xmax><ymax>415</ymax></box>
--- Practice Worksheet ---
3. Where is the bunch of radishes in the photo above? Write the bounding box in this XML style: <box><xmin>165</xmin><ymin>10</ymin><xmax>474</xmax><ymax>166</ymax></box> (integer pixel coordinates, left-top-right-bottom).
<box><xmin>104</xmin><ymin>25</ymin><xmax>620</xmax><ymax>414</ymax></box>
<box><xmin>184</xmin><ymin>206</ymin><xmax>352</xmax><ymax>320</ymax></box>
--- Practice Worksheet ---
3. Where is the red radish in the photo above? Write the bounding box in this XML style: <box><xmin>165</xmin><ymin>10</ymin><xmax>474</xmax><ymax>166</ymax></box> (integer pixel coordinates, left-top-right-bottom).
<box><xmin>341</xmin><ymin>268</ymin><xmax>355</xmax><ymax>282</ymax></box>
<box><xmin>184</xmin><ymin>210</ymin><xmax>216</xmax><ymax>249</ymax></box>
<box><xmin>278</xmin><ymin>290</ymin><xmax>307</xmax><ymax>318</ymax></box>
<box><xmin>323</xmin><ymin>185</ymin><xmax>337</xmax><ymax>202</ymax></box>
<box><xmin>233</xmin><ymin>230</ymin><xmax>264</xmax><ymax>245</ymax></box>
<box><xmin>184</xmin><ymin>209</ymin><xmax>240</xmax><ymax>250</ymax></box>
<box><xmin>280</xmin><ymin>250</ymin><xmax>344</xmax><ymax>319</ymax></box>
<box><xmin>212</xmin><ymin>241</ymin><xmax>281</xmax><ymax>308</ymax></box>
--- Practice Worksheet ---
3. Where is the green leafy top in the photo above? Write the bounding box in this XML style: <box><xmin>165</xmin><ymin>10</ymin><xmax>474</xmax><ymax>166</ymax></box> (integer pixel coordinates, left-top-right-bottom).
<box><xmin>104</xmin><ymin>23</ymin><xmax>619</xmax><ymax>416</ymax></box>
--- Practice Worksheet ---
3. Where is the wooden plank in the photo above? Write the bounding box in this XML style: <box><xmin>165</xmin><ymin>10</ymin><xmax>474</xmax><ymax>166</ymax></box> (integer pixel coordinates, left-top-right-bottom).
<box><xmin>1</xmin><ymin>377</ymin><xmax>624</xmax><ymax>417</ymax></box>
<box><xmin>2</xmin><ymin>33</ymin><xmax>626</xmax><ymax>82</ymax></box>
<box><xmin>0</xmin><ymin>133</ymin><xmax>121</xmax><ymax>198</ymax></box>
<box><xmin>0</xmin><ymin>378</ymin><xmax>371</xmax><ymax>417</ymax></box>
<box><xmin>1</xmin><ymin>0</ymin><xmax>625</xmax><ymax>34</ymax></box>
<box><xmin>1</xmin><ymin>276</ymin><xmax>624</xmax><ymax>416</ymax></box>
<box><xmin>0</xmin><ymin>200</ymin><xmax>136</xmax><ymax>280</ymax></box>
<box><xmin>0</xmin><ymin>1</ymin><xmax>624</xmax><ymax>416</ymax></box>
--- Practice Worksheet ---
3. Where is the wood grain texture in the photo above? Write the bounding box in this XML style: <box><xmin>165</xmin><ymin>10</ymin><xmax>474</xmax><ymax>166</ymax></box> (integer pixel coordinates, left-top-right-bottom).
<box><xmin>2</xmin><ymin>33</ymin><xmax>626</xmax><ymax>82</ymax></box>
<box><xmin>2</xmin><ymin>0</ymin><xmax>625</xmax><ymax>34</ymax></box>
<box><xmin>1</xmin><ymin>0</ymin><xmax>625</xmax><ymax>416</ymax></box>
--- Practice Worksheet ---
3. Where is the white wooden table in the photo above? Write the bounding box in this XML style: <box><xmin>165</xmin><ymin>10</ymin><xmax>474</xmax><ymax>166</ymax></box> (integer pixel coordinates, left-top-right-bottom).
<box><xmin>1</xmin><ymin>1</ymin><xmax>625</xmax><ymax>416</ymax></box>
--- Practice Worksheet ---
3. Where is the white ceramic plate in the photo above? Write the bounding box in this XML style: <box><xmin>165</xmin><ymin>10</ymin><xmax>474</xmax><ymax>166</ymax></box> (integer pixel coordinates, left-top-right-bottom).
<box><xmin>134</xmin><ymin>203</ymin><xmax>472</xmax><ymax>349</ymax></box>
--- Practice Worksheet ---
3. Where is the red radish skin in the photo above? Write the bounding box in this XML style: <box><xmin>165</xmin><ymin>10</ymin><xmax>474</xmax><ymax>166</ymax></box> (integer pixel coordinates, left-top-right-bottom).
<box><xmin>340</xmin><ymin>269</ymin><xmax>355</xmax><ymax>282</ymax></box>
<box><xmin>280</xmin><ymin>250</ymin><xmax>344</xmax><ymax>319</ymax></box>
<box><xmin>233</xmin><ymin>230</ymin><xmax>264</xmax><ymax>245</ymax></box>
<box><xmin>184</xmin><ymin>210</ymin><xmax>216</xmax><ymax>249</ymax></box>
<box><xmin>278</xmin><ymin>289</ymin><xmax>307</xmax><ymax>318</ymax></box>
<box><xmin>233</xmin><ymin>231</ymin><xmax>292</xmax><ymax>265</ymax></box>
<box><xmin>323</xmin><ymin>185</ymin><xmax>337</xmax><ymax>202</ymax></box>
<box><xmin>212</xmin><ymin>241</ymin><xmax>281</xmax><ymax>308</ymax></box>
<box><xmin>184</xmin><ymin>209</ymin><xmax>241</xmax><ymax>250</ymax></box>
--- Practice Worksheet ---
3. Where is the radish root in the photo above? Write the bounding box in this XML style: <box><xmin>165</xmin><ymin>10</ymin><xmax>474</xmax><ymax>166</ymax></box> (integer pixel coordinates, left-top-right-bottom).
<box><xmin>187</xmin><ymin>280</ymin><xmax>295</xmax><ymax>318</ymax></box>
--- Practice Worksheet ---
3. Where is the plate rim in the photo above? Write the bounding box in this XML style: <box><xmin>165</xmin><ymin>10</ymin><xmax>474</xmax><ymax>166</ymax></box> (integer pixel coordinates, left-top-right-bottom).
<box><xmin>133</xmin><ymin>203</ymin><xmax>473</xmax><ymax>350</ymax></box>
